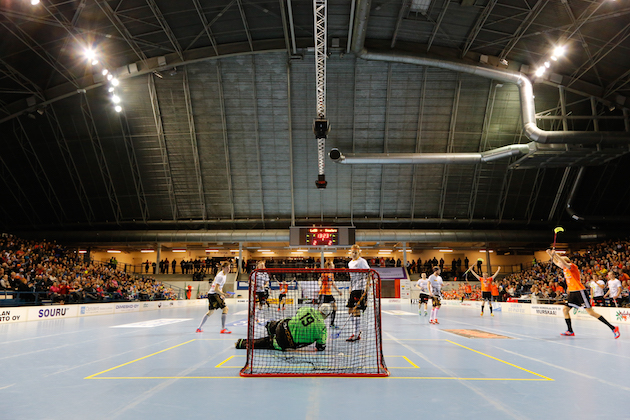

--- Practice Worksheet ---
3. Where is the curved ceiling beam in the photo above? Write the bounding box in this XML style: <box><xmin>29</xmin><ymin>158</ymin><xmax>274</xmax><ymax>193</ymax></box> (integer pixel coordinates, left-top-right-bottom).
<box><xmin>15</xmin><ymin>228</ymin><xmax>602</xmax><ymax>246</ymax></box>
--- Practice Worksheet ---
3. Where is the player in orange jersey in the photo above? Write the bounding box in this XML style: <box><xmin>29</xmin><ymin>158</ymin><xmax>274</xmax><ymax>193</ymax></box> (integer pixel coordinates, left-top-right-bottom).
<box><xmin>318</xmin><ymin>260</ymin><xmax>341</xmax><ymax>328</ymax></box>
<box><xmin>278</xmin><ymin>279</ymin><xmax>289</xmax><ymax>311</ymax></box>
<box><xmin>471</xmin><ymin>265</ymin><xmax>501</xmax><ymax>316</ymax></box>
<box><xmin>547</xmin><ymin>249</ymin><xmax>619</xmax><ymax>339</ymax></box>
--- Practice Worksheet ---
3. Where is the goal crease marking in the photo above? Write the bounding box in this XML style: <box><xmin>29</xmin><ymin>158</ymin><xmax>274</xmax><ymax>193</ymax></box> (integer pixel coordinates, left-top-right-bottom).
<box><xmin>84</xmin><ymin>339</ymin><xmax>197</xmax><ymax>379</ymax></box>
<box><xmin>445</xmin><ymin>340</ymin><xmax>553</xmax><ymax>381</ymax></box>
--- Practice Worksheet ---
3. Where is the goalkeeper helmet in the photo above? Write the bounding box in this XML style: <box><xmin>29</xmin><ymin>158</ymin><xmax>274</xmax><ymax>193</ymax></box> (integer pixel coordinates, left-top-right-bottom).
<box><xmin>319</xmin><ymin>303</ymin><xmax>333</xmax><ymax>318</ymax></box>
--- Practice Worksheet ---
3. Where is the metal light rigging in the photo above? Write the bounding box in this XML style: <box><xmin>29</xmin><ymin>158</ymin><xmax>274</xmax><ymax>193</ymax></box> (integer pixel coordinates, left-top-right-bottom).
<box><xmin>313</xmin><ymin>0</ymin><xmax>330</xmax><ymax>189</ymax></box>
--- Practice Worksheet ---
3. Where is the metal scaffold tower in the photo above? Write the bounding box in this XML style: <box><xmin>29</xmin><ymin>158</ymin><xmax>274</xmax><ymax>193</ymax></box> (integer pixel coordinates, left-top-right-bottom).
<box><xmin>313</xmin><ymin>0</ymin><xmax>330</xmax><ymax>189</ymax></box>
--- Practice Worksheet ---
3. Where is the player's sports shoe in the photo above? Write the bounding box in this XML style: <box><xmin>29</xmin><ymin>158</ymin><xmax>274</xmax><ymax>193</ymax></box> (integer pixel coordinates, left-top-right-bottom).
<box><xmin>613</xmin><ymin>326</ymin><xmax>620</xmax><ymax>339</ymax></box>
<box><xmin>491</xmin><ymin>313</ymin><xmax>494</xmax><ymax>317</ymax></box>
<box><xmin>346</xmin><ymin>333</ymin><xmax>361</xmax><ymax>342</ymax></box>
<box><xmin>330</xmin><ymin>324</ymin><xmax>340</xmax><ymax>329</ymax></box>
<box><xmin>561</xmin><ymin>331</ymin><xmax>575</xmax><ymax>336</ymax></box>
<box><xmin>195</xmin><ymin>328</ymin><xmax>203</xmax><ymax>333</ymax></box>
<box><xmin>429</xmin><ymin>319</ymin><xmax>435</xmax><ymax>324</ymax></box>
<box><xmin>480</xmin><ymin>313</ymin><xmax>484</xmax><ymax>316</ymax></box>
<box><xmin>424</xmin><ymin>312</ymin><xmax>428</xmax><ymax>316</ymax></box>
<box><xmin>434</xmin><ymin>319</ymin><xmax>439</xmax><ymax>324</ymax></box>
<box><xmin>220</xmin><ymin>329</ymin><xmax>232</xmax><ymax>334</ymax></box>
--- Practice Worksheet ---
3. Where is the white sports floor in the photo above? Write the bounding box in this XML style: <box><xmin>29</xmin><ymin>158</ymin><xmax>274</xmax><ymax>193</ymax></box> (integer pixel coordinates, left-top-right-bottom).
<box><xmin>1</xmin><ymin>300</ymin><xmax>627</xmax><ymax>420</ymax></box>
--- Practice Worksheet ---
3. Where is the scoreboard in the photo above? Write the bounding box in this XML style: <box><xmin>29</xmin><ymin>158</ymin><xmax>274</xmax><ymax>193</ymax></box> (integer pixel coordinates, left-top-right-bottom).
<box><xmin>289</xmin><ymin>226</ymin><xmax>356</xmax><ymax>247</ymax></box>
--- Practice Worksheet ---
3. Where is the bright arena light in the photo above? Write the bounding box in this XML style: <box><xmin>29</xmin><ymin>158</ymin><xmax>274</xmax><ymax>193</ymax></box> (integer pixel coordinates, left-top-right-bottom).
<box><xmin>112</xmin><ymin>95</ymin><xmax>121</xmax><ymax>104</ymax></box>
<box><xmin>31</xmin><ymin>0</ymin><xmax>40</xmax><ymax>6</ymax></box>
<box><xmin>84</xmin><ymin>48</ymin><xmax>97</xmax><ymax>63</ymax></box>
<box><xmin>108</xmin><ymin>87</ymin><xmax>115</xmax><ymax>93</ymax></box>
<box><xmin>553</xmin><ymin>46</ymin><xmax>566</xmax><ymax>57</ymax></box>
<box><xmin>114</xmin><ymin>105</ymin><xmax>122</xmax><ymax>113</ymax></box>
<box><xmin>111</xmin><ymin>78</ymin><xmax>119</xmax><ymax>86</ymax></box>
<box><xmin>107</xmin><ymin>74</ymin><xmax>113</xmax><ymax>81</ymax></box>
<box><xmin>102</xmin><ymin>69</ymin><xmax>109</xmax><ymax>76</ymax></box>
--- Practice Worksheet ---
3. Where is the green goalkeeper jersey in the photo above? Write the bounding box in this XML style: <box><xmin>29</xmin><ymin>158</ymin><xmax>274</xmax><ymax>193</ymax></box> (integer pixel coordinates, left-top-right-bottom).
<box><xmin>274</xmin><ymin>306</ymin><xmax>327</xmax><ymax>350</ymax></box>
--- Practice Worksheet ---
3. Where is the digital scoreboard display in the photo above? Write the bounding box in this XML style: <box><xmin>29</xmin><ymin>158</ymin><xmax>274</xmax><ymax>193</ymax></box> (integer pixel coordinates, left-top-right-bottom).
<box><xmin>305</xmin><ymin>228</ymin><xmax>338</xmax><ymax>246</ymax></box>
<box><xmin>289</xmin><ymin>226</ymin><xmax>355</xmax><ymax>247</ymax></box>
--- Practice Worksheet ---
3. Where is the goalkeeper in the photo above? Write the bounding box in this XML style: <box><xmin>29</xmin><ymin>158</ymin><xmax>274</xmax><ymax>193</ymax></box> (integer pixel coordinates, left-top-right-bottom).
<box><xmin>236</xmin><ymin>304</ymin><xmax>332</xmax><ymax>351</ymax></box>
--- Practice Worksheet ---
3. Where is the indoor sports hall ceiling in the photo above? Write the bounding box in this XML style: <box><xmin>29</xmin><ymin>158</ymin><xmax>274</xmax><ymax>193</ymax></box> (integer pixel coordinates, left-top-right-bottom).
<box><xmin>1</xmin><ymin>0</ymin><xmax>630</xmax><ymax>248</ymax></box>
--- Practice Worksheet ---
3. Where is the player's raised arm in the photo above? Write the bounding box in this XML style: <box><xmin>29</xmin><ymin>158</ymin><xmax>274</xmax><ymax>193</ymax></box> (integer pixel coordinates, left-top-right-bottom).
<box><xmin>492</xmin><ymin>266</ymin><xmax>502</xmax><ymax>279</ymax></box>
<box><xmin>469</xmin><ymin>267</ymin><xmax>481</xmax><ymax>280</ymax></box>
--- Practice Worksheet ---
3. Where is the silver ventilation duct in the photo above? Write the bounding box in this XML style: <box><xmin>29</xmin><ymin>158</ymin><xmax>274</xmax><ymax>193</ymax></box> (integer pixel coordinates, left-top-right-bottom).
<box><xmin>330</xmin><ymin>144</ymin><xmax>532</xmax><ymax>164</ymax></box>
<box><xmin>350</xmin><ymin>0</ymin><xmax>630</xmax><ymax>146</ymax></box>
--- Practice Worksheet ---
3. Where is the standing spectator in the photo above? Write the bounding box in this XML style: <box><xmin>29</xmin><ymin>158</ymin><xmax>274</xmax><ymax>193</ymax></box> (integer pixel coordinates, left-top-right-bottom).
<box><xmin>589</xmin><ymin>274</ymin><xmax>606</xmax><ymax>306</ymax></box>
<box><xmin>171</xmin><ymin>259</ymin><xmax>176</xmax><ymax>274</ymax></box>
<box><xmin>164</xmin><ymin>258</ymin><xmax>169</xmax><ymax>274</ymax></box>
<box><xmin>605</xmin><ymin>271</ymin><xmax>622</xmax><ymax>307</ymax></box>
<box><xmin>144</xmin><ymin>260</ymin><xmax>149</xmax><ymax>274</ymax></box>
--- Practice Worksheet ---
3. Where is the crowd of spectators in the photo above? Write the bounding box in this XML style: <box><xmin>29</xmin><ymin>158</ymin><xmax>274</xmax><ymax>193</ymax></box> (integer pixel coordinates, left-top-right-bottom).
<box><xmin>448</xmin><ymin>238</ymin><xmax>630</xmax><ymax>307</ymax></box>
<box><xmin>0</xmin><ymin>234</ymin><xmax>177</xmax><ymax>305</ymax></box>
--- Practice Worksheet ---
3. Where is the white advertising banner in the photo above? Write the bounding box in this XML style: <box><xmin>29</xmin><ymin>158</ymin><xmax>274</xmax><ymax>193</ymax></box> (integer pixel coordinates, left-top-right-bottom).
<box><xmin>79</xmin><ymin>304</ymin><xmax>114</xmax><ymax>317</ymax></box>
<box><xmin>28</xmin><ymin>305</ymin><xmax>79</xmax><ymax>321</ymax></box>
<box><xmin>113</xmin><ymin>303</ymin><xmax>141</xmax><ymax>314</ymax></box>
<box><xmin>399</xmin><ymin>279</ymin><xmax>411</xmax><ymax>299</ymax></box>
<box><xmin>0</xmin><ymin>307</ymin><xmax>29</xmax><ymax>324</ymax></box>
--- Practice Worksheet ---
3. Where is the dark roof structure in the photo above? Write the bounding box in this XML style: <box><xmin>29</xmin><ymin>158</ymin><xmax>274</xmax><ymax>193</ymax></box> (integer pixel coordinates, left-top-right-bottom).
<box><xmin>1</xmin><ymin>0</ymin><xmax>630</xmax><ymax>250</ymax></box>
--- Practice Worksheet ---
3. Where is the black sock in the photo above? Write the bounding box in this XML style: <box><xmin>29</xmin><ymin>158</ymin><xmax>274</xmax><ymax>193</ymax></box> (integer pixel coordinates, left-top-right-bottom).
<box><xmin>490</xmin><ymin>305</ymin><xmax>493</xmax><ymax>314</ymax></box>
<box><xmin>481</xmin><ymin>304</ymin><xmax>484</xmax><ymax>313</ymax></box>
<box><xmin>597</xmin><ymin>316</ymin><xmax>615</xmax><ymax>330</ymax></box>
<box><xmin>565</xmin><ymin>318</ymin><xmax>573</xmax><ymax>332</ymax></box>
<box><xmin>331</xmin><ymin>310</ymin><xmax>336</xmax><ymax>326</ymax></box>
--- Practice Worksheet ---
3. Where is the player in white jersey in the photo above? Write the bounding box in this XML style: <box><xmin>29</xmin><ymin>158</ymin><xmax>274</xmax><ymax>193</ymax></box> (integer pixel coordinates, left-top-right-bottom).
<box><xmin>346</xmin><ymin>244</ymin><xmax>370</xmax><ymax>342</ymax></box>
<box><xmin>415</xmin><ymin>273</ymin><xmax>430</xmax><ymax>316</ymax></box>
<box><xmin>255</xmin><ymin>261</ymin><xmax>271</xmax><ymax>310</ymax></box>
<box><xmin>428</xmin><ymin>267</ymin><xmax>443</xmax><ymax>324</ymax></box>
<box><xmin>196</xmin><ymin>261</ymin><xmax>232</xmax><ymax>334</ymax></box>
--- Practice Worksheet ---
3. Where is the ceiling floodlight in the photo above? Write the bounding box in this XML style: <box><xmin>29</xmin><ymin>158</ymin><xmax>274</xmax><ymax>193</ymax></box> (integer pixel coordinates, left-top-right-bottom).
<box><xmin>31</xmin><ymin>0</ymin><xmax>40</xmax><ymax>5</ymax></box>
<box><xmin>205</xmin><ymin>249</ymin><xmax>219</xmax><ymax>253</ymax></box>
<box><xmin>102</xmin><ymin>69</ymin><xmax>109</xmax><ymax>76</ymax></box>
<box><xmin>257</xmin><ymin>250</ymin><xmax>271</xmax><ymax>252</ymax></box>
<box><xmin>140</xmin><ymin>249</ymin><xmax>154</xmax><ymax>253</ymax></box>
<box><xmin>107</xmin><ymin>250</ymin><xmax>121</xmax><ymax>253</ymax></box>
<box><xmin>108</xmin><ymin>87</ymin><xmax>115</xmax><ymax>93</ymax></box>
<box><xmin>111</xmin><ymin>78</ymin><xmax>120</xmax><ymax>86</ymax></box>
<box><xmin>107</xmin><ymin>74</ymin><xmax>113</xmax><ymax>81</ymax></box>
<box><xmin>544</xmin><ymin>61</ymin><xmax>550</xmax><ymax>68</ymax></box>
<box><xmin>84</xmin><ymin>48</ymin><xmax>97</xmax><ymax>62</ymax></box>
<box><xmin>112</xmin><ymin>95</ymin><xmax>121</xmax><ymax>104</ymax></box>
<box><xmin>114</xmin><ymin>105</ymin><xmax>122</xmax><ymax>113</ymax></box>
<box><xmin>553</xmin><ymin>46</ymin><xmax>566</xmax><ymax>57</ymax></box>
<box><xmin>535</xmin><ymin>67</ymin><xmax>546</xmax><ymax>77</ymax></box>
<box><xmin>172</xmin><ymin>249</ymin><xmax>186</xmax><ymax>253</ymax></box>
<box><xmin>479</xmin><ymin>250</ymin><xmax>494</xmax><ymax>253</ymax></box>
<box><xmin>78</xmin><ymin>250</ymin><xmax>87</xmax><ymax>254</ymax></box>
<box><xmin>439</xmin><ymin>249</ymin><xmax>453</xmax><ymax>253</ymax></box>
<box><xmin>91</xmin><ymin>59</ymin><xmax>99</xmax><ymax>65</ymax></box>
